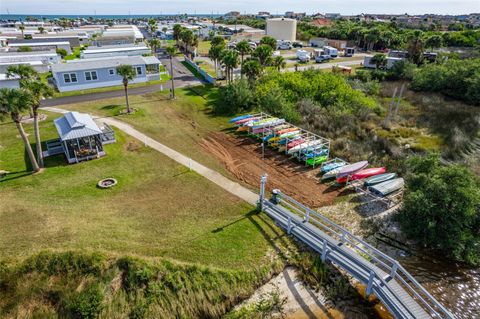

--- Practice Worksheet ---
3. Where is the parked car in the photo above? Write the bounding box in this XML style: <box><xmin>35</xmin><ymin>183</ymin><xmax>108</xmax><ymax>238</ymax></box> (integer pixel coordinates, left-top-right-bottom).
<box><xmin>315</xmin><ymin>54</ymin><xmax>332</xmax><ymax>63</ymax></box>
<box><xmin>277</xmin><ymin>40</ymin><xmax>292</xmax><ymax>50</ymax></box>
<box><xmin>292</xmin><ymin>41</ymin><xmax>303</xmax><ymax>48</ymax></box>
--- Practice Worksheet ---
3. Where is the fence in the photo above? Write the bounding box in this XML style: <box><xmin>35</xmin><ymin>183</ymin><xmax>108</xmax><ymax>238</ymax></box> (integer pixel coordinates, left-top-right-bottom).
<box><xmin>184</xmin><ymin>57</ymin><xmax>216</xmax><ymax>84</ymax></box>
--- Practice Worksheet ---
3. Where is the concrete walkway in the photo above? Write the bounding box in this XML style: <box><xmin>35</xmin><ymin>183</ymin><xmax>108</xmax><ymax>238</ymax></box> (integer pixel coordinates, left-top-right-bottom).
<box><xmin>42</xmin><ymin>106</ymin><xmax>259</xmax><ymax>205</ymax></box>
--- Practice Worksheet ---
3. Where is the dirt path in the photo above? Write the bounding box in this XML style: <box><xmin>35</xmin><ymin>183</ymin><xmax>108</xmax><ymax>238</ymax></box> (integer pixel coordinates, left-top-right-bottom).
<box><xmin>201</xmin><ymin>132</ymin><xmax>340</xmax><ymax>208</ymax></box>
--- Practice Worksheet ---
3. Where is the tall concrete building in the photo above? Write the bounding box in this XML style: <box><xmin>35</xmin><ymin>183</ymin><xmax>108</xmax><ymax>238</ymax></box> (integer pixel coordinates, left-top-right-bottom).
<box><xmin>266</xmin><ymin>18</ymin><xmax>297</xmax><ymax>42</ymax></box>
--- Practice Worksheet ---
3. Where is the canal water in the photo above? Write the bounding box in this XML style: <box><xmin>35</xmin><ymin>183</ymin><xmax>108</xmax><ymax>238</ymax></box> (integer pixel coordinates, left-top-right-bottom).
<box><xmin>399</xmin><ymin>253</ymin><xmax>480</xmax><ymax>319</ymax></box>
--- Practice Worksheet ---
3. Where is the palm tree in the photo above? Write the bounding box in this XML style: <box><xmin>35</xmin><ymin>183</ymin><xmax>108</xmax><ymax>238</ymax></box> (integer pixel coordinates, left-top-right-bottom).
<box><xmin>116</xmin><ymin>65</ymin><xmax>137</xmax><ymax>114</ymax></box>
<box><xmin>407</xmin><ymin>30</ymin><xmax>424</xmax><ymax>64</ymax></box>
<box><xmin>0</xmin><ymin>88</ymin><xmax>40</xmax><ymax>172</ymax></box>
<box><xmin>208</xmin><ymin>45</ymin><xmax>224</xmax><ymax>78</ymax></box>
<box><xmin>253</xmin><ymin>44</ymin><xmax>273</xmax><ymax>67</ymax></box>
<box><xmin>148</xmin><ymin>18</ymin><xmax>157</xmax><ymax>36</ymax></box>
<box><xmin>272</xmin><ymin>56</ymin><xmax>286</xmax><ymax>71</ymax></box>
<box><xmin>6</xmin><ymin>64</ymin><xmax>39</xmax><ymax>85</ymax></box>
<box><xmin>241</xmin><ymin>58</ymin><xmax>262</xmax><ymax>86</ymax></box>
<box><xmin>259</xmin><ymin>36</ymin><xmax>277</xmax><ymax>50</ymax></box>
<box><xmin>221</xmin><ymin>50</ymin><xmax>239</xmax><ymax>83</ymax></box>
<box><xmin>24</xmin><ymin>81</ymin><xmax>53</xmax><ymax>168</ymax></box>
<box><xmin>210</xmin><ymin>35</ymin><xmax>225</xmax><ymax>48</ymax></box>
<box><xmin>371</xmin><ymin>53</ymin><xmax>387</xmax><ymax>69</ymax></box>
<box><xmin>38</xmin><ymin>26</ymin><xmax>45</xmax><ymax>34</ymax></box>
<box><xmin>19</xmin><ymin>23</ymin><xmax>25</xmax><ymax>38</ymax></box>
<box><xmin>236</xmin><ymin>40</ymin><xmax>252</xmax><ymax>77</ymax></box>
<box><xmin>173</xmin><ymin>24</ymin><xmax>183</xmax><ymax>46</ymax></box>
<box><xmin>149</xmin><ymin>38</ymin><xmax>161</xmax><ymax>55</ymax></box>
<box><xmin>180</xmin><ymin>28</ymin><xmax>193</xmax><ymax>55</ymax></box>
<box><xmin>165</xmin><ymin>46</ymin><xmax>176</xmax><ymax>99</ymax></box>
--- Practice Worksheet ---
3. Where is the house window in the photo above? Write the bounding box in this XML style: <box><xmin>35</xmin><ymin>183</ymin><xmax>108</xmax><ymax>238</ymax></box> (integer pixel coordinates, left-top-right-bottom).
<box><xmin>63</xmin><ymin>73</ymin><xmax>77</xmax><ymax>83</ymax></box>
<box><xmin>85</xmin><ymin>71</ymin><xmax>98</xmax><ymax>81</ymax></box>
<box><xmin>108</xmin><ymin>68</ymin><xmax>115</xmax><ymax>75</ymax></box>
<box><xmin>136</xmin><ymin>66</ymin><xmax>142</xmax><ymax>75</ymax></box>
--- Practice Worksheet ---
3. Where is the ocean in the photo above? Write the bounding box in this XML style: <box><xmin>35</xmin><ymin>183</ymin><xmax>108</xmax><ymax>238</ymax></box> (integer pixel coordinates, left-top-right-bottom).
<box><xmin>0</xmin><ymin>14</ymin><xmax>222</xmax><ymax>20</ymax></box>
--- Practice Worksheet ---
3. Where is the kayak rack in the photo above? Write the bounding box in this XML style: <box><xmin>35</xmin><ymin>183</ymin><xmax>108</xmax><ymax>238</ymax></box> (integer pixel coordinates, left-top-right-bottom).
<box><xmin>233</xmin><ymin>112</ymin><xmax>331</xmax><ymax>168</ymax></box>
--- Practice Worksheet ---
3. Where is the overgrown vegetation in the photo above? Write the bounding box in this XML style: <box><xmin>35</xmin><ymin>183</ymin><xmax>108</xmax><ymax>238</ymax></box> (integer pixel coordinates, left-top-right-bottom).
<box><xmin>0</xmin><ymin>251</ymin><xmax>281</xmax><ymax>318</ymax></box>
<box><xmin>398</xmin><ymin>155</ymin><xmax>480</xmax><ymax>265</ymax></box>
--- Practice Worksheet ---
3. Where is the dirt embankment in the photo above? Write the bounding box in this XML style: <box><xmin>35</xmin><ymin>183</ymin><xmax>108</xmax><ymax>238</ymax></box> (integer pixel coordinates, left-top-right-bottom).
<box><xmin>201</xmin><ymin>132</ymin><xmax>341</xmax><ymax>208</ymax></box>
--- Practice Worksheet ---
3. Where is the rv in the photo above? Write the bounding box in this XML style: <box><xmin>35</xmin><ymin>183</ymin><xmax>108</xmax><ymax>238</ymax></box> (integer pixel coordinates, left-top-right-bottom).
<box><xmin>323</xmin><ymin>46</ymin><xmax>338</xmax><ymax>58</ymax></box>
<box><xmin>344</xmin><ymin>47</ymin><xmax>355</xmax><ymax>57</ymax></box>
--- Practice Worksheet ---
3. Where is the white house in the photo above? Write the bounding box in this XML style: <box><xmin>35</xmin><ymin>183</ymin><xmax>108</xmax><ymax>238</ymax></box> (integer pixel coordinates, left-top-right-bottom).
<box><xmin>51</xmin><ymin>55</ymin><xmax>162</xmax><ymax>92</ymax></box>
<box><xmin>80</xmin><ymin>44</ymin><xmax>150</xmax><ymax>59</ymax></box>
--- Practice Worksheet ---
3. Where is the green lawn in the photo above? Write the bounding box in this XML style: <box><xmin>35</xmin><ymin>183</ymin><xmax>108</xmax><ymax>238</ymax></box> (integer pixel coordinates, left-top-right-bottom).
<box><xmin>64</xmin><ymin>46</ymin><xmax>82</xmax><ymax>60</ymax></box>
<box><xmin>0</xmin><ymin>111</ymin><xmax>279</xmax><ymax>270</ymax></box>
<box><xmin>197</xmin><ymin>40</ymin><xmax>211</xmax><ymax>56</ymax></box>
<box><xmin>57</xmin><ymin>87</ymin><xmax>232</xmax><ymax>174</ymax></box>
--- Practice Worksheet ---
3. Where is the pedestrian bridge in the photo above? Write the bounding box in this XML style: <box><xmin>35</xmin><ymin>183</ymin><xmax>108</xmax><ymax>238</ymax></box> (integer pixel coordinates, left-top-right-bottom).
<box><xmin>258</xmin><ymin>175</ymin><xmax>454</xmax><ymax>319</ymax></box>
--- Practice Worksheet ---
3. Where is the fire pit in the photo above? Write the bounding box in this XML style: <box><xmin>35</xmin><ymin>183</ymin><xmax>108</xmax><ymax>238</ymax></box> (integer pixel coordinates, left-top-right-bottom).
<box><xmin>97</xmin><ymin>178</ymin><xmax>118</xmax><ymax>189</ymax></box>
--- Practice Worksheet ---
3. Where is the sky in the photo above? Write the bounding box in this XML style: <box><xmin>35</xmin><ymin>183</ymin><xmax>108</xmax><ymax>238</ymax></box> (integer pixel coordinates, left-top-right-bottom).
<box><xmin>1</xmin><ymin>0</ymin><xmax>479</xmax><ymax>16</ymax></box>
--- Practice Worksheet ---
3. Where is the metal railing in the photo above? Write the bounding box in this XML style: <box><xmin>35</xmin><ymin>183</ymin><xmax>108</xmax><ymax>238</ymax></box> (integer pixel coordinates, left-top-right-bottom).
<box><xmin>258</xmin><ymin>175</ymin><xmax>454</xmax><ymax>319</ymax></box>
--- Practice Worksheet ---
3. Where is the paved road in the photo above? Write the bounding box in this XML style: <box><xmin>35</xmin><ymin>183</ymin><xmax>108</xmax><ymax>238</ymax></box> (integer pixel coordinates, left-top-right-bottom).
<box><xmin>42</xmin><ymin>106</ymin><xmax>259</xmax><ymax>205</ymax></box>
<box><xmin>41</xmin><ymin>54</ymin><xmax>202</xmax><ymax>107</ymax></box>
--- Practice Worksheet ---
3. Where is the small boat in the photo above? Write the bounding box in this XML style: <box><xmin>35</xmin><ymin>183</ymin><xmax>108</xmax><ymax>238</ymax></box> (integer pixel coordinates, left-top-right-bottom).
<box><xmin>251</xmin><ymin>119</ymin><xmax>285</xmax><ymax>129</ymax></box>
<box><xmin>306</xmin><ymin>156</ymin><xmax>328</xmax><ymax>166</ymax></box>
<box><xmin>288</xmin><ymin>140</ymin><xmax>324</xmax><ymax>154</ymax></box>
<box><xmin>322</xmin><ymin>167</ymin><xmax>342</xmax><ymax>180</ymax></box>
<box><xmin>321</xmin><ymin>161</ymin><xmax>346</xmax><ymax>173</ymax></box>
<box><xmin>368</xmin><ymin>178</ymin><xmax>404</xmax><ymax>196</ymax></box>
<box><xmin>336</xmin><ymin>161</ymin><xmax>369</xmax><ymax>179</ymax></box>
<box><xmin>276</xmin><ymin>127</ymin><xmax>298</xmax><ymax>135</ymax></box>
<box><xmin>364</xmin><ymin>173</ymin><xmax>397</xmax><ymax>187</ymax></box>
<box><xmin>229</xmin><ymin>114</ymin><xmax>253</xmax><ymax>123</ymax></box>
<box><xmin>287</xmin><ymin>139</ymin><xmax>305</xmax><ymax>149</ymax></box>
<box><xmin>235</xmin><ymin>116</ymin><xmax>260</xmax><ymax>125</ymax></box>
<box><xmin>337</xmin><ymin>167</ymin><xmax>386</xmax><ymax>183</ymax></box>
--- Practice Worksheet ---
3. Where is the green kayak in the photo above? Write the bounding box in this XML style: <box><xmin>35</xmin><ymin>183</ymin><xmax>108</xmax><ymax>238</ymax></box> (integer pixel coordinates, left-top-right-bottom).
<box><xmin>306</xmin><ymin>156</ymin><xmax>328</xmax><ymax>166</ymax></box>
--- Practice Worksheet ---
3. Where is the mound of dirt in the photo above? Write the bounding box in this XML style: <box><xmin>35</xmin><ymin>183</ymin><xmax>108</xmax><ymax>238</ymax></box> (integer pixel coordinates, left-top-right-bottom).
<box><xmin>201</xmin><ymin>132</ymin><xmax>340</xmax><ymax>208</ymax></box>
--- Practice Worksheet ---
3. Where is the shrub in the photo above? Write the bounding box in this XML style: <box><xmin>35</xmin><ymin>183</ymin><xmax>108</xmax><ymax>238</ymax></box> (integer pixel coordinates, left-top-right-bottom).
<box><xmin>398</xmin><ymin>154</ymin><xmax>480</xmax><ymax>265</ymax></box>
<box><xmin>56</xmin><ymin>48</ymin><xmax>68</xmax><ymax>58</ymax></box>
<box><xmin>17</xmin><ymin>46</ymin><xmax>32</xmax><ymax>52</ymax></box>
<box><xmin>215</xmin><ymin>79</ymin><xmax>254</xmax><ymax>115</ymax></box>
<box><xmin>387</xmin><ymin>60</ymin><xmax>418</xmax><ymax>80</ymax></box>
<box><xmin>65</xmin><ymin>284</ymin><xmax>104</xmax><ymax>319</ymax></box>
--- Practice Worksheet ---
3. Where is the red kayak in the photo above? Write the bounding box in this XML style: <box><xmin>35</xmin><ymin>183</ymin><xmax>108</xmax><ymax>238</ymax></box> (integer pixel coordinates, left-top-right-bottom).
<box><xmin>287</xmin><ymin>139</ymin><xmax>305</xmax><ymax>149</ymax></box>
<box><xmin>336</xmin><ymin>167</ymin><xmax>386</xmax><ymax>183</ymax></box>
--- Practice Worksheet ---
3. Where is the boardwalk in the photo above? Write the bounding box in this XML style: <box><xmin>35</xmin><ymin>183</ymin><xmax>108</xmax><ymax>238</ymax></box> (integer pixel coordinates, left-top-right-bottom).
<box><xmin>259</xmin><ymin>176</ymin><xmax>454</xmax><ymax>319</ymax></box>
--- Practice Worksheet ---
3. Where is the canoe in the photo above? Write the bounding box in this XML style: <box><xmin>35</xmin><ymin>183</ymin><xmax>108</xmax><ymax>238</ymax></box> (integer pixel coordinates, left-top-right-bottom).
<box><xmin>251</xmin><ymin>119</ymin><xmax>285</xmax><ymax>129</ymax></box>
<box><xmin>368</xmin><ymin>178</ymin><xmax>404</xmax><ymax>196</ymax></box>
<box><xmin>229</xmin><ymin>114</ymin><xmax>252</xmax><ymax>123</ymax></box>
<box><xmin>277</xmin><ymin>127</ymin><xmax>298</xmax><ymax>135</ymax></box>
<box><xmin>287</xmin><ymin>139</ymin><xmax>305</xmax><ymax>149</ymax></box>
<box><xmin>336</xmin><ymin>161</ymin><xmax>369</xmax><ymax>179</ymax></box>
<box><xmin>321</xmin><ymin>161</ymin><xmax>346</xmax><ymax>173</ymax></box>
<box><xmin>364</xmin><ymin>173</ymin><xmax>397</xmax><ymax>187</ymax></box>
<box><xmin>288</xmin><ymin>140</ymin><xmax>324</xmax><ymax>154</ymax></box>
<box><xmin>235</xmin><ymin>116</ymin><xmax>260</xmax><ymax>125</ymax></box>
<box><xmin>322</xmin><ymin>167</ymin><xmax>342</xmax><ymax>180</ymax></box>
<box><xmin>306</xmin><ymin>156</ymin><xmax>328</xmax><ymax>166</ymax></box>
<box><xmin>337</xmin><ymin>167</ymin><xmax>386</xmax><ymax>183</ymax></box>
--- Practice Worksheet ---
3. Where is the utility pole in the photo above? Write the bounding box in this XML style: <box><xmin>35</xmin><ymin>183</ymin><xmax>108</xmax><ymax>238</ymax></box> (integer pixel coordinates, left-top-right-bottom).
<box><xmin>383</xmin><ymin>86</ymin><xmax>398</xmax><ymax>128</ymax></box>
<box><xmin>393</xmin><ymin>83</ymin><xmax>405</xmax><ymax>121</ymax></box>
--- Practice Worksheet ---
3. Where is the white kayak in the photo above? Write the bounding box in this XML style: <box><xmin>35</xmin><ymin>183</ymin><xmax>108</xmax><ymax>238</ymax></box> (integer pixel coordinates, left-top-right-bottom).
<box><xmin>287</xmin><ymin>139</ymin><xmax>324</xmax><ymax>154</ymax></box>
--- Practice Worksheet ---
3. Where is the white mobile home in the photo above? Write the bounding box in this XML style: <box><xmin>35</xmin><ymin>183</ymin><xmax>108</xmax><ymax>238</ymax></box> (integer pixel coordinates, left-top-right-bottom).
<box><xmin>51</xmin><ymin>56</ymin><xmax>162</xmax><ymax>92</ymax></box>
<box><xmin>80</xmin><ymin>44</ymin><xmax>150</xmax><ymax>59</ymax></box>
<box><xmin>8</xmin><ymin>41</ymin><xmax>72</xmax><ymax>54</ymax></box>
<box><xmin>0</xmin><ymin>50</ymin><xmax>61</xmax><ymax>64</ymax></box>
<box><xmin>0</xmin><ymin>74</ymin><xmax>20</xmax><ymax>89</ymax></box>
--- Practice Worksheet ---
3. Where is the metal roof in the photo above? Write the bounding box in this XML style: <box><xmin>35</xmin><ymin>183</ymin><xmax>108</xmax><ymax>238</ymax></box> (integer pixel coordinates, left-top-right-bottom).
<box><xmin>51</xmin><ymin>56</ymin><xmax>161</xmax><ymax>73</ymax></box>
<box><xmin>54</xmin><ymin>111</ymin><xmax>103</xmax><ymax>141</ymax></box>
<box><xmin>82</xmin><ymin>45</ymin><xmax>149</xmax><ymax>54</ymax></box>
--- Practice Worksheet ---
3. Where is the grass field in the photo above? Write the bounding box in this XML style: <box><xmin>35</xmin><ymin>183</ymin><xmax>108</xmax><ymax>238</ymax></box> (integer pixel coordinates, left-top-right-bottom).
<box><xmin>197</xmin><ymin>40</ymin><xmax>212</xmax><ymax>56</ymax></box>
<box><xmin>0</xmin><ymin>111</ymin><xmax>281</xmax><ymax>270</ymax></box>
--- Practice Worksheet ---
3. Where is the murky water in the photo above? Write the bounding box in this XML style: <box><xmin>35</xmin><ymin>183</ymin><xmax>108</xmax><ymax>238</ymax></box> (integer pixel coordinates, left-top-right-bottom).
<box><xmin>399</xmin><ymin>253</ymin><xmax>480</xmax><ymax>319</ymax></box>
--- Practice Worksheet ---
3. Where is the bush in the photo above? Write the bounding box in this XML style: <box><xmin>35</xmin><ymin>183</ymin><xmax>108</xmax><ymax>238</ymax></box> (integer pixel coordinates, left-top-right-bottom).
<box><xmin>398</xmin><ymin>155</ymin><xmax>480</xmax><ymax>265</ymax></box>
<box><xmin>56</xmin><ymin>48</ymin><xmax>68</xmax><ymax>58</ymax></box>
<box><xmin>214</xmin><ymin>79</ymin><xmax>254</xmax><ymax>115</ymax></box>
<box><xmin>65</xmin><ymin>284</ymin><xmax>104</xmax><ymax>319</ymax></box>
<box><xmin>410</xmin><ymin>58</ymin><xmax>480</xmax><ymax>105</ymax></box>
<box><xmin>387</xmin><ymin>60</ymin><xmax>418</xmax><ymax>80</ymax></box>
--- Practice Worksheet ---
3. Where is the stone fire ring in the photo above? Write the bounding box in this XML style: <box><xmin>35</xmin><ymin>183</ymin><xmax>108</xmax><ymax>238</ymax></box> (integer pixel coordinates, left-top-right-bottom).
<box><xmin>97</xmin><ymin>178</ymin><xmax>118</xmax><ymax>189</ymax></box>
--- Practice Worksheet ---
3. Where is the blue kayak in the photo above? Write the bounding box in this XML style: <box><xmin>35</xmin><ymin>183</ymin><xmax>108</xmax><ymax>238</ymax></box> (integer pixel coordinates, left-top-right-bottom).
<box><xmin>321</xmin><ymin>161</ymin><xmax>346</xmax><ymax>173</ymax></box>
<box><xmin>229</xmin><ymin>114</ymin><xmax>253</xmax><ymax>123</ymax></box>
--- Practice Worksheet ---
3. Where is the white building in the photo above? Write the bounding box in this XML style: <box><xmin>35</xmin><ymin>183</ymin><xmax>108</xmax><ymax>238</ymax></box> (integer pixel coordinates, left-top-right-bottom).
<box><xmin>81</xmin><ymin>44</ymin><xmax>150</xmax><ymax>59</ymax></box>
<box><xmin>266</xmin><ymin>18</ymin><xmax>297</xmax><ymax>42</ymax></box>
